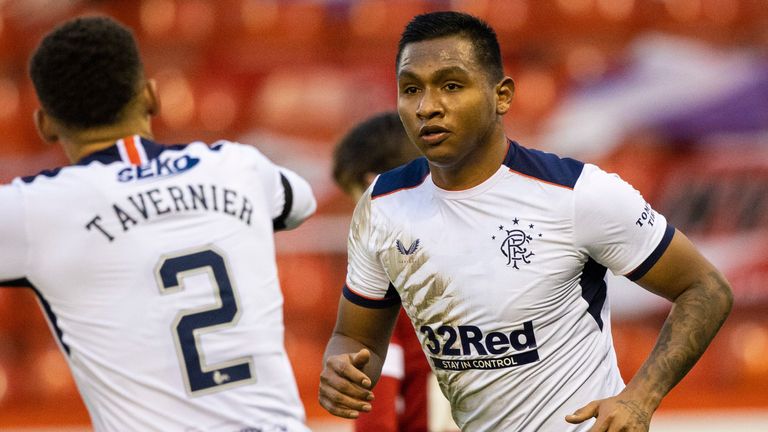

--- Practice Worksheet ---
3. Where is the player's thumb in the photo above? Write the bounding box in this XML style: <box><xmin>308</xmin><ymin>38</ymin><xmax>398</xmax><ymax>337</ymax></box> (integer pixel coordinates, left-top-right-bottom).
<box><xmin>351</xmin><ymin>348</ymin><xmax>371</xmax><ymax>369</ymax></box>
<box><xmin>565</xmin><ymin>400</ymin><xmax>599</xmax><ymax>424</ymax></box>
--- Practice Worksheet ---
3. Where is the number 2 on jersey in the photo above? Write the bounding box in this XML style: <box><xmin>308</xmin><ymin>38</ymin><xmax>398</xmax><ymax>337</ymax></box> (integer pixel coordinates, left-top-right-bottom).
<box><xmin>156</xmin><ymin>248</ymin><xmax>255</xmax><ymax>395</ymax></box>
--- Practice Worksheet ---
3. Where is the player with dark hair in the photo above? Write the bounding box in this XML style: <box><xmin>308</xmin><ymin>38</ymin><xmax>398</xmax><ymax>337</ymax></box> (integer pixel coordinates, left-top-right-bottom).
<box><xmin>333</xmin><ymin>112</ymin><xmax>422</xmax><ymax>201</ymax></box>
<box><xmin>0</xmin><ymin>16</ymin><xmax>315</xmax><ymax>431</ymax></box>
<box><xmin>332</xmin><ymin>112</ymin><xmax>458</xmax><ymax>432</ymax></box>
<box><xmin>395</xmin><ymin>10</ymin><xmax>504</xmax><ymax>83</ymax></box>
<box><xmin>29</xmin><ymin>16</ymin><xmax>144</xmax><ymax>130</ymax></box>
<box><xmin>319</xmin><ymin>11</ymin><xmax>733</xmax><ymax>431</ymax></box>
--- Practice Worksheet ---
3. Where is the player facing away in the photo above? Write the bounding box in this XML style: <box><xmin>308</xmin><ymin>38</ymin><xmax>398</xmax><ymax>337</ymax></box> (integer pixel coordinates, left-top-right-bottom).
<box><xmin>318</xmin><ymin>11</ymin><xmax>733</xmax><ymax>432</ymax></box>
<box><xmin>332</xmin><ymin>112</ymin><xmax>459</xmax><ymax>432</ymax></box>
<box><xmin>0</xmin><ymin>16</ymin><xmax>316</xmax><ymax>431</ymax></box>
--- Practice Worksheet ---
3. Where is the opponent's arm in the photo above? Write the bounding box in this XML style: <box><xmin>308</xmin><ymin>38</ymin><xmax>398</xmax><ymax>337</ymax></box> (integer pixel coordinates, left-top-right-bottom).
<box><xmin>567</xmin><ymin>229</ymin><xmax>733</xmax><ymax>431</ymax></box>
<box><xmin>353</xmin><ymin>372</ymin><xmax>401</xmax><ymax>432</ymax></box>
<box><xmin>353</xmin><ymin>327</ymin><xmax>406</xmax><ymax>432</ymax></box>
<box><xmin>319</xmin><ymin>296</ymin><xmax>400</xmax><ymax>419</ymax></box>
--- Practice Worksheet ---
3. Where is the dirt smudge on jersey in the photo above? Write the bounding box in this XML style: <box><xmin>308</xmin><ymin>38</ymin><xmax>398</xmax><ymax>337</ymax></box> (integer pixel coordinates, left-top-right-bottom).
<box><xmin>380</xmin><ymin>243</ymin><xmax>460</xmax><ymax>331</ymax></box>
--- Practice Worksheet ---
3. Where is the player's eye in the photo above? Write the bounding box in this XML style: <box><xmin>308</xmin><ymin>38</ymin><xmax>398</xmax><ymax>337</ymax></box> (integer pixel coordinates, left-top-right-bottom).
<box><xmin>444</xmin><ymin>83</ymin><xmax>462</xmax><ymax>91</ymax></box>
<box><xmin>401</xmin><ymin>86</ymin><xmax>420</xmax><ymax>95</ymax></box>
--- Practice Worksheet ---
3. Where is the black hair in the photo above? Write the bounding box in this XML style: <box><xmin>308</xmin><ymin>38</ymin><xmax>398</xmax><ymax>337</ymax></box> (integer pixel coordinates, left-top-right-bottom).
<box><xmin>332</xmin><ymin>112</ymin><xmax>421</xmax><ymax>194</ymax></box>
<box><xmin>29</xmin><ymin>16</ymin><xmax>143</xmax><ymax>129</ymax></box>
<box><xmin>396</xmin><ymin>11</ymin><xmax>504</xmax><ymax>82</ymax></box>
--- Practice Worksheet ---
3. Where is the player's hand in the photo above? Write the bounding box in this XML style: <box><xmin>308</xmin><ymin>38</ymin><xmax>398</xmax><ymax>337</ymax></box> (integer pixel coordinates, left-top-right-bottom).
<box><xmin>565</xmin><ymin>392</ymin><xmax>653</xmax><ymax>432</ymax></box>
<box><xmin>318</xmin><ymin>348</ymin><xmax>375</xmax><ymax>419</ymax></box>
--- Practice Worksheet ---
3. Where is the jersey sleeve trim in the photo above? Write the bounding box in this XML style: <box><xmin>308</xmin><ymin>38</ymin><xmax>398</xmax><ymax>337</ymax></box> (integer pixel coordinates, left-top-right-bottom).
<box><xmin>625</xmin><ymin>224</ymin><xmax>676</xmax><ymax>281</ymax></box>
<box><xmin>0</xmin><ymin>278</ymin><xmax>32</xmax><ymax>287</ymax></box>
<box><xmin>272</xmin><ymin>173</ymin><xmax>293</xmax><ymax>231</ymax></box>
<box><xmin>342</xmin><ymin>284</ymin><xmax>401</xmax><ymax>309</ymax></box>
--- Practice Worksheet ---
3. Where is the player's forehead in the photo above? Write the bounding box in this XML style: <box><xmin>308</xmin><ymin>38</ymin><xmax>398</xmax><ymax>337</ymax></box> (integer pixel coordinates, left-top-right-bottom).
<box><xmin>397</xmin><ymin>35</ymin><xmax>483</xmax><ymax>81</ymax></box>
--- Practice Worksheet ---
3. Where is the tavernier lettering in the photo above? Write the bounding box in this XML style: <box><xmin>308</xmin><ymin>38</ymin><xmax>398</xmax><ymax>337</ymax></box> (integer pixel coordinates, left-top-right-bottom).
<box><xmin>85</xmin><ymin>183</ymin><xmax>253</xmax><ymax>242</ymax></box>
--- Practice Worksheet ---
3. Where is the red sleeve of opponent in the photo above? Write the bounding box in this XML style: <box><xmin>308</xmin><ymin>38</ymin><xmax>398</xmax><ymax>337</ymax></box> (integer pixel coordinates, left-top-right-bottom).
<box><xmin>354</xmin><ymin>375</ymin><xmax>401</xmax><ymax>432</ymax></box>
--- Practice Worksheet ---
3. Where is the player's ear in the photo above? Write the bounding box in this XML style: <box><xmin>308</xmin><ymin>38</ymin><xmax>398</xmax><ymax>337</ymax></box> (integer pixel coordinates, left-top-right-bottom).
<box><xmin>33</xmin><ymin>108</ymin><xmax>58</xmax><ymax>143</ymax></box>
<box><xmin>143</xmin><ymin>78</ymin><xmax>160</xmax><ymax>117</ymax></box>
<box><xmin>495</xmin><ymin>76</ymin><xmax>514</xmax><ymax>115</ymax></box>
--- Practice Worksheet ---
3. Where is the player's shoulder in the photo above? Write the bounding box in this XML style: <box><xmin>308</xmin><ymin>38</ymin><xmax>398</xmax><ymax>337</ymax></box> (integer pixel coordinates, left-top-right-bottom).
<box><xmin>181</xmin><ymin>138</ymin><xmax>264</xmax><ymax>160</ymax></box>
<box><xmin>14</xmin><ymin>137</ymin><xmax>264</xmax><ymax>186</ymax></box>
<box><xmin>371</xmin><ymin>157</ymin><xmax>430</xmax><ymax>200</ymax></box>
<box><xmin>207</xmin><ymin>138</ymin><xmax>255</xmax><ymax>153</ymax></box>
<box><xmin>572</xmin><ymin>162</ymin><xmax>633</xmax><ymax>195</ymax></box>
<box><xmin>504</xmin><ymin>140</ymin><xmax>585</xmax><ymax>189</ymax></box>
<box><xmin>208</xmin><ymin>139</ymin><xmax>276</xmax><ymax>166</ymax></box>
<box><xmin>349</xmin><ymin>160</ymin><xmax>429</xmax><ymax>230</ymax></box>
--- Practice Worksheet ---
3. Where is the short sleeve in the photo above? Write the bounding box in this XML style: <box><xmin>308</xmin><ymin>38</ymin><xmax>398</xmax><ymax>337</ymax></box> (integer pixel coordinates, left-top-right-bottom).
<box><xmin>271</xmin><ymin>166</ymin><xmax>317</xmax><ymax>231</ymax></box>
<box><xmin>343</xmin><ymin>188</ymin><xmax>400</xmax><ymax>307</ymax></box>
<box><xmin>0</xmin><ymin>183</ymin><xmax>29</xmax><ymax>282</ymax></box>
<box><xmin>230</xmin><ymin>142</ymin><xmax>317</xmax><ymax>231</ymax></box>
<box><xmin>573</xmin><ymin>164</ymin><xmax>674</xmax><ymax>280</ymax></box>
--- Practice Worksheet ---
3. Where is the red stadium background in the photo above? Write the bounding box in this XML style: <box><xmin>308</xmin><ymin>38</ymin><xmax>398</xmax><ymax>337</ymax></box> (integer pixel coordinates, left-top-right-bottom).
<box><xmin>0</xmin><ymin>0</ymin><xmax>767</xmax><ymax>430</ymax></box>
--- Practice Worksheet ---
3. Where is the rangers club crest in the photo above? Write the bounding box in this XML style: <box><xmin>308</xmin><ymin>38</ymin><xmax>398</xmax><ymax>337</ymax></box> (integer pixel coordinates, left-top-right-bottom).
<box><xmin>491</xmin><ymin>218</ymin><xmax>541</xmax><ymax>269</ymax></box>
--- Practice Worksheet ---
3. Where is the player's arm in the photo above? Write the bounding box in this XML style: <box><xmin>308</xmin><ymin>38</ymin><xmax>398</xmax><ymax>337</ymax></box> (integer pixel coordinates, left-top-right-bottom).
<box><xmin>353</xmin><ymin>372</ymin><xmax>401</xmax><ymax>432</ymax></box>
<box><xmin>320</xmin><ymin>186</ymin><xmax>399</xmax><ymax>419</ymax></box>
<box><xmin>319</xmin><ymin>295</ymin><xmax>400</xmax><ymax>419</ymax></box>
<box><xmin>354</xmin><ymin>329</ymin><xmax>405</xmax><ymax>432</ymax></box>
<box><xmin>241</xmin><ymin>142</ymin><xmax>316</xmax><ymax>231</ymax></box>
<box><xmin>271</xmin><ymin>167</ymin><xmax>316</xmax><ymax>231</ymax></box>
<box><xmin>630</xmin><ymin>230</ymin><xmax>732</xmax><ymax>413</ymax></box>
<box><xmin>567</xmin><ymin>165</ymin><xmax>733</xmax><ymax>431</ymax></box>
<box><xmin>568</xmin><ymin>229</ymin><xmax>732</xmax><ymax>430</ymax></box>
<box><xmin>0</xmin><ymin>183</ymin><xmax>29</xmax><ymax>284</ymax></box>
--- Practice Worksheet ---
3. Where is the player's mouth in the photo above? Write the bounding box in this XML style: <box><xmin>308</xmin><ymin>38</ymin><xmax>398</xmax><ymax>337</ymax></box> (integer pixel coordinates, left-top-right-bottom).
<box><xmin>419</xmin><ymin>125</ymin><xmax>450</xmax><ymax>145</ymax></box>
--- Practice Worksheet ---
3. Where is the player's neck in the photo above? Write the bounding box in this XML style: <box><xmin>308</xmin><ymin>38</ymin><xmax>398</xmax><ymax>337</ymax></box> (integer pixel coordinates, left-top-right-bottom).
<box><xmin>60</xmin><ymin>118</ymin><xmax>154</xmax><ymax>164</ymax></box>
<box><xmin>429</xmin><ymin>130</ymin><xmax>508</xmax><ymax>191</ymax></box>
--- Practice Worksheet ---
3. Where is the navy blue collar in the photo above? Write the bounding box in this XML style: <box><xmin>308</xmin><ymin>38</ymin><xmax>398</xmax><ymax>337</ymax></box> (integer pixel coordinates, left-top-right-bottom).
<box><xmin>77</xmin><ymin>135</ymin><xmax>166</xmax><ymax>166</ymax></box>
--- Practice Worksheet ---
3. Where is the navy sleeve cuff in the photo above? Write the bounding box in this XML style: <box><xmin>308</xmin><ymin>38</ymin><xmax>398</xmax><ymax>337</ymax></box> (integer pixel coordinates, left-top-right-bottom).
<box><xmin>1</xmin><ymin>278</ymin><xmax>32</xmax><ymax>288</ymax></box>
<box><xmin>342</xmin><ymin>283</ymin><xmax>401</xmax><ymax>309</ymax></box>
<box><xmin>626</xmin><ymin>224</ymin><xmax>676</xmax><ymax>281</ymax></box>
<box><xmin>272</xmin><ymin>173</ymin><xmax>293</xmax><ymax>231</ymax></box>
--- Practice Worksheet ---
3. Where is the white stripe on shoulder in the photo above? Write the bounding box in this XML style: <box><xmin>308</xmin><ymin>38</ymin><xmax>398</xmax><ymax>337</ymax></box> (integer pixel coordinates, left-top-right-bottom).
<box><xmin>133</xmin><ymin>135</ymin><xmax>148</xmax><ymax>164</ymax></box>
<box><xmin>115</xmin><ymin>135</ymin><xmax>148</xmax><ymax>166</ymax></box>
<box><xmin>115</xmin><ymin>137</ymin><xmax>129</xmax><ymax>163</ymax></box>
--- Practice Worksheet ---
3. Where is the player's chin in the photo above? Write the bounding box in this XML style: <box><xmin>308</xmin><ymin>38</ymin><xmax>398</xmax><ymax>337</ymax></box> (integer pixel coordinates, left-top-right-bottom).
<box><xmin>419</xmin><ymin>146</ymin><xmax>455</xmax><ymax>166</ymax></box>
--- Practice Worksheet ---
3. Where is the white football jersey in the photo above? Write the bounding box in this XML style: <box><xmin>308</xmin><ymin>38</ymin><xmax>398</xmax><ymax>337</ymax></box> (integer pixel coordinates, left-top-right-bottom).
<box><xmin>0</xmin><ymin>135</ymin><xmax>316</xmax><ymax>432</ymax></box>
<box><xmin>344</xmin><ymin>140</ymin><xmax>674</xmax><ymax>431</ymax></box>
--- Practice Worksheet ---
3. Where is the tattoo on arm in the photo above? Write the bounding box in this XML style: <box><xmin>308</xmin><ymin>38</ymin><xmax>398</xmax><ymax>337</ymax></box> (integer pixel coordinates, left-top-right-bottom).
<box><xmin>618</xmin><ymin>400</ymin><xmax>651</xmax><ymax>425</ymax></box>
<box><xmin>634</xmin><ymin>271</ymin><xmax>733</xmax><ymax>402</ymax></box>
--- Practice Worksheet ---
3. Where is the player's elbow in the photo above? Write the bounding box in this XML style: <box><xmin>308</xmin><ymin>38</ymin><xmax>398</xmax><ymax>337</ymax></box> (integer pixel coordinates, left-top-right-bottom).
<box><xmin>717</xmin><ymin>275</ymin><xmax>734</xmax><ymax>318</ymax></box>
<box><xmin>693</xmin><ymin>270</ymin><xmax>734</xmax><ymax>323</ymax></box>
